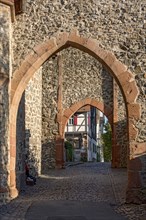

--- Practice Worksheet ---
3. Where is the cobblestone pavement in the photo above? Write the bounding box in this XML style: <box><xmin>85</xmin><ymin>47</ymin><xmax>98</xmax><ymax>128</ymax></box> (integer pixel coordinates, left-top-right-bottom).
<box><xmin>0</xmin><ymin>162</ymin><xmax>146</xmax><ymax>220</ymax></box>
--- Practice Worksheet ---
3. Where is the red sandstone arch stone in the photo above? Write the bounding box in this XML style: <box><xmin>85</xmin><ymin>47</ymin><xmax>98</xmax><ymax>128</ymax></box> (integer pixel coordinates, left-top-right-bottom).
<box><xmin>9</xmin><ymin>30</ymin><xmax>141</xmax><ymax>202</ymax></box>
<box><xmin>56</xmin><ymin>98</ymin><xmax>113</xmax><ymax>170</ymax></box>
<box><xmin>61</xmin><ymin>98</ymin><xmax>112</xmax><ymax>137</ymax></box>
<box><xmin>11</xmin><ymin>30</ymin><xmax>139</xmax><ymax>106</ymax></box>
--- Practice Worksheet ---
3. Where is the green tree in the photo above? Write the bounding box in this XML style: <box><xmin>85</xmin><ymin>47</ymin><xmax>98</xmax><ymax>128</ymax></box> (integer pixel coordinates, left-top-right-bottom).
<box><xmin>101</xmin><ymin>122</ymin><xmax>112</xmax><ymax>162</ymax></box>
<box><xmin>65</xmin><ymin>141</ymin><xmax>74</xmax><ymax>161</ymax></box>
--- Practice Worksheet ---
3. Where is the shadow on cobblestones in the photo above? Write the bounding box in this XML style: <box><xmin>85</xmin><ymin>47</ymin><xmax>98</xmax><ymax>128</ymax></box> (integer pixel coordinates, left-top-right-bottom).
<box><xmin>0</xmin><ymin>162</ymin><xmax>146</xmax><ymax>220</ymax></box>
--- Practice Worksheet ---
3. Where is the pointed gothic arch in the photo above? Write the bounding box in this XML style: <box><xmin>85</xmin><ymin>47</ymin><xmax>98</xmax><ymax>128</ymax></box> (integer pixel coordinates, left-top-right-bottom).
<box><xmin>9</xmin><ymin>30</ymin><xmax>141</xmax><ymax>202</ymax></box>
<box><xmin>62</xmin><ymin>98</ymin><xmax>113</xmax><ymax>136</ymax></box>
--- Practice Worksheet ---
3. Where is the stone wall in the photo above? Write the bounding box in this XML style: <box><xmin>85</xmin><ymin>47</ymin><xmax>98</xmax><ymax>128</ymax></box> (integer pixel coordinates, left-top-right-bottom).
<box><xmin>0</xmin><ymin>82</ymin><xmax>9</xmax><ymax>204</ymax></box>
<box><xmin>0</xmin><ymin>3</ymin><xmax>11</xmax><ymax>204</ymax></box>
<box><xmin>0</xmin><ymin>0</ymin><xmax>144</xmax><ymax>204</ymax></box>
<box><xmin>0</xmin><ymin>3</ymin><xmax>11</xmax><ymax>78</ymax></box>
<box><xmin>62</xmin><ymin>48</ymin><xmax>113</xmax><ymax>109</ymax></box>
<box><xmin>135</xmin><ymin>73</ymin><xmax>146</xmax><ymax>143</ymax></box>
<box><xmin>42</xmin><ymin>57</ymin><xmax>59</xmax><ymax>172</ymax></box>
<box><xmin>41</xmin><ymin>47</ymin><xmax>130</xmax><ymax>170</ymax></box>
<box><xmin>117</xmin><ymin>86</ymin><xmax>128</xmax><ymax>167</ymax></box>
<box><xmin>41</xmin><ymin>48</ymin><xmax>113</xmax><ymax>170</ymax></box>
<box><xmin>25</xmin><ymin>68</ymin><xmax>42</xmax><ymax>176</ymax></box>
<box><xmin>12</xmin><ymin>0</ymin><xmax>146</xmax><ymax>143</ymax></box>
<box><xmin>16</xmin><ymin>68</ymin><xmax>42</xmax><ymax>187</ymax></box>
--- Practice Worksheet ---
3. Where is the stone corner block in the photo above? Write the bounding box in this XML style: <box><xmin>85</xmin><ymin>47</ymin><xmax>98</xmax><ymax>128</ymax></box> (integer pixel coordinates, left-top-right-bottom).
<box><xmin>63</xmin><ymin>108</ymin><xmax>73</xmax><ymax>119</ymax></box>
<box><xmin>123</xmin><ymin>81</ymin><xmax>139</xmax><ymax>103</ymax></box>
<box><xmin>130</xmin><ymin>142</ymin><xmax>146</xmax><ymax>158</ymax></box>
<box><xmin>128</xmin><ymin>103</ymin><xmax>141</xmax><ymax>120</ymax></box>
<box><xmin>110</xmin><ymin>59</ymin><xmax>127</xmax><ymax>77</ymax></box>
<box><xmin>128</xmin><ymin>119</ymin><xmax>138</xmax><ymax>141</ymax></box>
<box><xmin>56</xmin><ymin>32</ymin><xmax>69</xmax><ymax>47</ymax></box>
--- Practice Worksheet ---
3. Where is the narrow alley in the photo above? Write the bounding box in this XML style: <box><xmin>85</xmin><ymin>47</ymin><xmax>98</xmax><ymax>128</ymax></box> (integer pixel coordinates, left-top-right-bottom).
<box><xmin>0</xmin><ymin>163</ymin><xmax>145</xmax><ymax>220</ymax></box>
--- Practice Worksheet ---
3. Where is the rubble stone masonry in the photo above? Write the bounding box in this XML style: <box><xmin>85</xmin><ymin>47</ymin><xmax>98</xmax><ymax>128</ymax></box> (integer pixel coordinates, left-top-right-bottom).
<box><xmin>41</xmin><ymin>47</ymin><xmax>128</xmax><ymax>169</ymax></box>
<box><xmin>42</xmin><ymin>56</ymin><xmax>59</xmax><ymax>171</ymax></box>
<box><xmin>0</xmin><ymin>3</ymin><xmax>11</xmax><ymax>204</ymax></box>
<box><xmin>0</xmin><ymin>0</ymin><xmax>145</xmax><ymax>204</ymax></box>
<box><xmin>0</xmin><ymin>3</ymin><xmax>11</xmax><ymax>78</ymax></box>
<box><xmin>12</xmin><ymin>0</ymin><xmax>145</xmax><ymax>143</ymax></box>
<box><xmin>0</xmin><ymin>83</ymin><xmax>9</xmax><ymax>204</ymax></box>
<box><xmin>16</xmin><ymin>68</ymin><xmax>42</xmax><ymax>184</ymax></box>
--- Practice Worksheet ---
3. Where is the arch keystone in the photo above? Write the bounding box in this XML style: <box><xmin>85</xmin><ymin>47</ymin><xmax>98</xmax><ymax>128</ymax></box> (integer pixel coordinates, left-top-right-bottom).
<box><xmin>68</xmin><ymin>34</ymin><xmax>88</xmax><ymax>47</ymax></box>
<box><xmin>56</xmin><ymin>32</ymin><xmax>69</xmax><ymax>47</ymax></box>
<box><xmin>90</xmin><ymin>99</ymin><xmax>100</xmax><ymax>108</ymax></box>
<box><xmin>70</xmin><ymin>28</ymin><xmax>79</xmax><ymax>37</ymax></box>
<box><xmin>83</xmin><ymin>98</ymin><xmax>92</xmax><ymax>105</ymax></box>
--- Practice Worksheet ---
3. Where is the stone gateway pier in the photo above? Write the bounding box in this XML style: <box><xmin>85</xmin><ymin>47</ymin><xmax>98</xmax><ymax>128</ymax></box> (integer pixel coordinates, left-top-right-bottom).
<box><xmin>0</xmin><ymin>0</ymin><xmax>146</xmax><ymax>205</ymax></box>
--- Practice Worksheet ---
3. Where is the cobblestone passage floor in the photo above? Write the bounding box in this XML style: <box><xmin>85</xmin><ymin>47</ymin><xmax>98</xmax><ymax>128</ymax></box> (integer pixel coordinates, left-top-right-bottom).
<box><xmin>0</xmin><ymin>162</ymin><xmax>146</xmax><ymax>220</ymax></box>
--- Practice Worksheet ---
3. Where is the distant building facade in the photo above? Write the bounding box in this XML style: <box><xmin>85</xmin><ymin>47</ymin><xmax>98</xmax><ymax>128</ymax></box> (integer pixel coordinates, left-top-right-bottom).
<box><xmin>65</xmin><ymin>105</ymin><xmax>105</xmax><ymax>162</ymax></box>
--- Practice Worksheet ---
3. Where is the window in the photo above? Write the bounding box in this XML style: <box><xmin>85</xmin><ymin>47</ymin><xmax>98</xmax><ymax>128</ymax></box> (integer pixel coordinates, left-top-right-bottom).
<box><xmin>68</xmin><ymin>116</ymin><xmax>74</xmax><ymax>125</ymax></box>
<box><xmin>68</xmin><ymin>115</ymin><xmax>78</xmax><ymax>125</ymax></box>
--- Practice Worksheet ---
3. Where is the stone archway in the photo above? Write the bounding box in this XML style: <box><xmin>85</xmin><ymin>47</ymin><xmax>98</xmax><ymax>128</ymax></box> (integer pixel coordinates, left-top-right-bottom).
<box><xmin>61</xmin><ymin>98</ymin><xmax>113</xmax><ymax>136</ymax></box>
<box><xmin>55</xmin><ymin>98</ymin><xmax>113</xmax><ymax>169</ymax></box>
<box><xmin>9</xmin><ymin>30</ymin><xmax>141</xmax><ymax>203</ymax></box>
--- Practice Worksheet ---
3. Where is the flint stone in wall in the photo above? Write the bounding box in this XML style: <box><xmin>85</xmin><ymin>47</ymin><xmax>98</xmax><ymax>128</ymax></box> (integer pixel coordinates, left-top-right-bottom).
<box><xmin>0</xmin><ymin>83</ymin><xmax>9</xmax><ymax>202</ymax></box>
<box><xmin>25</xmin><ymin>68</ymin><xmax>42</xmax><ymax>176</ymax></box>
<box><xmin>12</xmin><ymin>0</ymin><xmax>145</xmax><ymax>141</ymax></box>
<box><xmin>16</xmin><ymin>68</ymin><xmax>42</xmax><ymax>182</ymax></box>
<box><xmin>62</xmin><ymin>48</ymin><xmax>113</xmax><ymax>110</ymax></box>
<box><xmin>0</xmin><ymin>4</ymin><xmax>11</xmax><ymax>78</ymax></box>
<box><xmin>42</xmin><ymin>57</ymin><xmax>59</xmax><ymax>170</ymax></box>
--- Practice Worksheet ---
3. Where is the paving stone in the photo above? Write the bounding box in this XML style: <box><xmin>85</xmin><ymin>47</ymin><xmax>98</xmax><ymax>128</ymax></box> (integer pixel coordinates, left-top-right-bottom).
<box><xmin>0</xmin><ymin>162</ymin><xmax>146</xmax><ymax>220</ymax></box>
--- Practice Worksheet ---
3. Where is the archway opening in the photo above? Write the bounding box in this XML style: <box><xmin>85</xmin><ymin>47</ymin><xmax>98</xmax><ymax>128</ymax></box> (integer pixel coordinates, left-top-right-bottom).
<box><xmin>64</xmin><ymin>106</ymin><xmax>112</xmax><ymax>164</ymax></box>
<box><xmin>9</xmin><ymin>32</ymin><xmax>140</xmax><ymax>203</ymax></box>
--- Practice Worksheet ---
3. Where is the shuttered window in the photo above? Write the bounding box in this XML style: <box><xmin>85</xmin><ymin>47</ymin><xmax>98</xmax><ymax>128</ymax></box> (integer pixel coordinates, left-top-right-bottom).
<box><xmin>74</xmin><ymin>115</ymin><xmax>78</xmax><ymax>125</ymax></box>
<box><xmin>68</xmin><ymin>116</ymin><xmax>74</xmax><ymax>125</ymax></box>
<box><xmin>88</xmin><ymin>114</ymin><xmax>90</xmax><ymax>125</ymax></box>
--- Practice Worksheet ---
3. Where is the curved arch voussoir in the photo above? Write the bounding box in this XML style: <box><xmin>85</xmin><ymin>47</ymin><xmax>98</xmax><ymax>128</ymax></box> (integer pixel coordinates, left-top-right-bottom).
<box><xmin>9</xmin><ymin>30</ymin><xmax>141</xmax><ymax>201</ymax></box>
<box><xmin>123</xmin><ymin>81</ymin><xmax>139</xmax><ymax>103</ymax></box>
<box><xmin>11</xmin><ymin>31</ymin><xmax>139</xmax><ymax>107</ymax></box>
<box><xmin>127</xmin><ymin>103</ymin><xmax>141</xmax><ymax>120</ymax></box>
<box><xmin>62</xmin><ymin>98</ymin><xmax>113</xmax><ymax>135</ymax></box>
